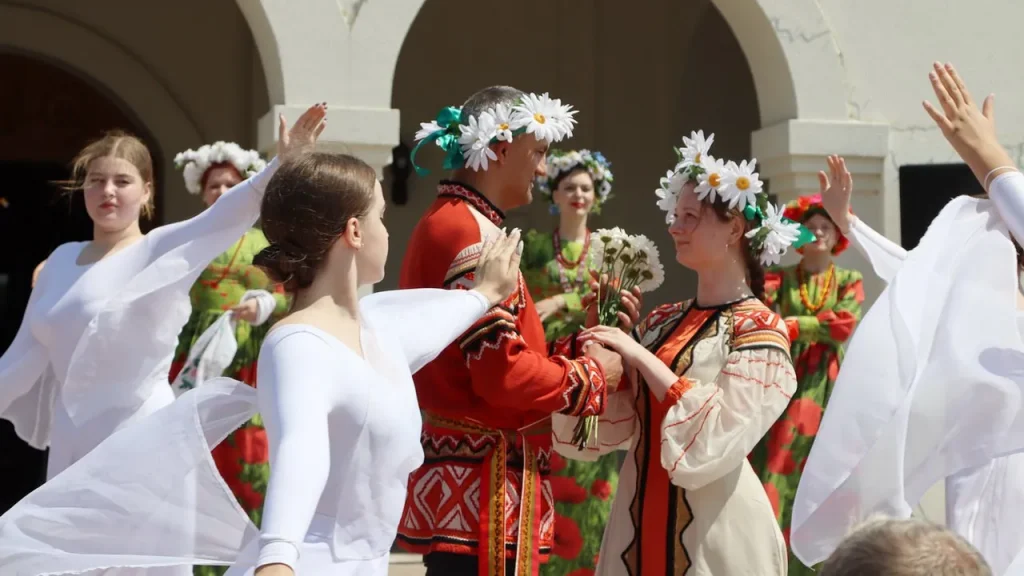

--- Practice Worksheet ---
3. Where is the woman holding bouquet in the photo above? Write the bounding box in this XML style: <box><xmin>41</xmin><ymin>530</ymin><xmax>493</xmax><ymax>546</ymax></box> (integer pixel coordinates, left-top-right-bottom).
<box><xmin>553</xmin><ymin>132</ymin><xmax>807</xmax><ymax>575</ymax></box>
<box><xmin>521</xmin><ymin>148</ymin><xmax>618</xmax><ymax>576</ymax></box>
<box><xmin>747</xmin><ymin>190</ymin><xmax>864</xmax><ymax>575</ymax></box>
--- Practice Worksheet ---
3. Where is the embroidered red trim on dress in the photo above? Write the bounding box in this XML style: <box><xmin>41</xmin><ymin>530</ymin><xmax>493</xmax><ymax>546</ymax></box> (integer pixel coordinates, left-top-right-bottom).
<box><xmin>438</xmin><ymin>181</ymin><xmax>505</xmax><ymax>226</ymax></box>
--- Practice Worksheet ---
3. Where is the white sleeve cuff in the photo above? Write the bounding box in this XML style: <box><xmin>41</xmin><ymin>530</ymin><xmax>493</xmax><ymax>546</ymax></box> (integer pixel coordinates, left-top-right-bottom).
<box><xmin>467</xmin><ymin>288</ymin><xmax>492</xmax><ymax>310</ymax></box>
<box><xmin>988</xmin><ymin>170</ymin><xmax>1024</xmax><ymax>247</ymax></box>
<box><xmin>241</xmin><ymin>289</ymin><xmax>276</xmax><ymax>326</ymax></box>
<box><xmin>256</xmin><ymin>538</ymin><xmax>299</xmax><ymax>572</ymax></box>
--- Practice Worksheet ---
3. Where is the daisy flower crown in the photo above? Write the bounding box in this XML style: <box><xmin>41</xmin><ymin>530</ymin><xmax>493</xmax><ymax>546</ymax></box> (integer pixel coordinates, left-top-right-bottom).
<box><xmin>411</xmin><ymin>93</ymin><xmax>577</xmax><ymax>175</ymax></box>
<box><xmin>174</xmin><ymin>142</ymin><xmax>267</xmax><ymax>195</ymax></box>
<box><xmin>654</xmin><ymin>130</ymin><xmax>815</xmax><ymax>266</ymax></box>
<box><xmin>536</xmin><ymin>149</ymin><xmax>614</xmax><ymax>211</ymax></box>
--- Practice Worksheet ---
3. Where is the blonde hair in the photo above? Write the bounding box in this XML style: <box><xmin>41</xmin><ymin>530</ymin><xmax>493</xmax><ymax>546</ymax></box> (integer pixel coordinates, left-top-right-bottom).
<box><xmin>61</xmin><ymin>130</ymin><xmax>156</xmax><ymax>219</ymax></box>
<box><xmin>820</xmin><ymin>515</ymin><xmax>991</xmax><ymax>576</ymax></box>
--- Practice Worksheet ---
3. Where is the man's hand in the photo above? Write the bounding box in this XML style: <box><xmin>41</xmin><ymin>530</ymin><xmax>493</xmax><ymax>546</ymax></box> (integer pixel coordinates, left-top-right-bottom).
<box><xmin>583</xmin><ymin>341</ymin><xmax>624</xmax><ymax>392</ymax></box>
<box><xmin>582</xmin><ymin>272</ymin><xmax>643</xmax><ymax>332</ymax></box>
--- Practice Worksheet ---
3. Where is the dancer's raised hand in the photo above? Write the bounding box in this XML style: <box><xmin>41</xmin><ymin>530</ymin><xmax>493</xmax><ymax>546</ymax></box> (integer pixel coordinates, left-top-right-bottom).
<box><xmin>922</xmin><ymin>62</ymin><xmax>1015</xmax><ymax>189</ymax></box>
<box><xmin>277</xmin><ymin>103</ymin><xmax>328</xmax><ymax>160</ymax></box>
<box><xmin>818</xmin><ymin>155</ymin><xmax>854</xmax><ymax>234</ymax></box>
<box><xmin>473</xmin><ymin>228</ymin><xmax>524</xmax><ymax>306</ymax></box>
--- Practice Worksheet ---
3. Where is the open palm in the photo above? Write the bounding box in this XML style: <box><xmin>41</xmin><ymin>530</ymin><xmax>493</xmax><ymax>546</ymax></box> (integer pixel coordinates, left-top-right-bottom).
<box><xmin>819</xmin><ymin>154</ymin><xmax>853</xmax><ymax>233</ymax></box>
<box><xmin>277</xmin><ymin>103</ymin><xmax>328</xmax><ymax>160</ymax></box>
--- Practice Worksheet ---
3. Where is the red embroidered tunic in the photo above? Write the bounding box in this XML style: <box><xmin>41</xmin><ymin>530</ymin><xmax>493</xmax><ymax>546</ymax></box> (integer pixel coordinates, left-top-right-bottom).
<box><xmin>396</xmin><ymin>181</ymin><xmax>608</xmax><ymax>576</ymax></box>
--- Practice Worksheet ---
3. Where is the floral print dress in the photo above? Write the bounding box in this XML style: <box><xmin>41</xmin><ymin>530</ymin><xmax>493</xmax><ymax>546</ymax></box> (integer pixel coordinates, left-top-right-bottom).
<box><xmin>167</xmin><ymin>228</ymin><xmax>287</xmax><ymax>576</ymax></box>
<box><xmin>521</xmin><ymin>229</ymin><xmax>619</xmax><ymax>576</ymax></box>
<box><xmin>748</xmin><ymin>263</ymin><xmax>863</xmax><ymax>575</ymax></box>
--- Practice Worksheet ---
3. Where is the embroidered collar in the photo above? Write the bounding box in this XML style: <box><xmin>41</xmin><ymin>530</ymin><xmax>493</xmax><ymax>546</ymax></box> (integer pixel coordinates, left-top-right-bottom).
<box><xmin>437</xmin><ymin>180</ymin><xmax>505</xmax><ymax>226</ymax></box>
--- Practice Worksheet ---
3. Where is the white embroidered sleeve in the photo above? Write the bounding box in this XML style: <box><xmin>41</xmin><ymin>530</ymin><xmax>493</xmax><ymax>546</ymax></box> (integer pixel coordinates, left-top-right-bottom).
<box><xmin>660</xmin><ymin>323</ymin><xmax>796</xmax><ymax>490</ymax></box>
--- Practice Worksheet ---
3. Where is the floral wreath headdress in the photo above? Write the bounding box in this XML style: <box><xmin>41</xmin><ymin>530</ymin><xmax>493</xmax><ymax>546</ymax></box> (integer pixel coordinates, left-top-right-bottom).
<box><xmin>783</xmin><ymin>193</ymin><xmax>851</xmax><ymax>255</ymax></box>
<box><xmin>536</xmin><ymin>149</ymin><xmax>614</xmax><ymax>213</ymax></box>
<box><xmin>174</xmin><ymin>142</ymin><xmax>267</xmax><ymax>195</ymax></box>
<box><xmin>654</xmin><ymin>130</ymin><xmax>815</xmax><ymax>266</ymax></box>
<box><xmin>411</xmin><ymin>93</ymin><xmax>577</xmax><ymax>175</ymax></box>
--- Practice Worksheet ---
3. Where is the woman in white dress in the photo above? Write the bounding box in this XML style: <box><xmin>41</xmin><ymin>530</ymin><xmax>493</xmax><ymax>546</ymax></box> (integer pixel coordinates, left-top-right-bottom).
<box><xmin>0</xmin><ymin>151</ymin><xmax>525</xmax><ymax>576</ymax></box>
<box><xmin>790</xmin><ymin>63</ymin><xmax>1024</xmax><ymax>575</ymax></box>
<box><xmin>0</xmin><ymin>104</ymin><xmax>325</xmax><ymax>485</ymax></box>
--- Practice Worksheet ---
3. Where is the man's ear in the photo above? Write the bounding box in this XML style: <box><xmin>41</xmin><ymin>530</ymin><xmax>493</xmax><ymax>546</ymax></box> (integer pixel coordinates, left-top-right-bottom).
<box><xmin>493</xmin><ymin>141</ymin><xmax>511</xmax><ymax>165</ymax></box>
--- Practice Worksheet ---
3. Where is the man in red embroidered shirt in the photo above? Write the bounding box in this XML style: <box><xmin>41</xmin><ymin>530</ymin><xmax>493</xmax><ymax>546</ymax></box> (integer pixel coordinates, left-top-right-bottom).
<box><xmin>396</xmin><ymin>86</ymin><xmax>637</xmax><ymax>576</ymax></box>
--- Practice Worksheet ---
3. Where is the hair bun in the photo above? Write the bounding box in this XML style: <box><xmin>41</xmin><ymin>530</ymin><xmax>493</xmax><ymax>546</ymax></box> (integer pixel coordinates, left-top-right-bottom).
<box><xmin>254</xmin><ymin>242</ymin><xmax>319</xmax><ymax>292</ymax></box>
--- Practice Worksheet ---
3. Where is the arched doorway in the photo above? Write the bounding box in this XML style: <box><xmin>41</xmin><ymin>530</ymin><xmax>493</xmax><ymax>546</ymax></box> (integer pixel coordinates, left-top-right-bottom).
<box><xmin>387</xmin><ymin>0</ymin><xmax>759</xmax><ymax>308</ymax></box>
<box><xmin>0</xmin><ymin>52</ymin><xmax>160</xmax><ymax>513</ymax></box>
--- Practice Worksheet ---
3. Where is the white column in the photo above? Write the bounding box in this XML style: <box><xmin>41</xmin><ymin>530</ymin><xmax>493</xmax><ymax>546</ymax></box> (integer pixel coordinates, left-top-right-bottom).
<box><xmin>752</xmin><ymin>119</ymin><xmax>891</xmax><ymax>302</ymax></box>
<box><xmin>256</xmin><ymin>104</ymin><xmax>400</xmax><ymax>297</ymax></box>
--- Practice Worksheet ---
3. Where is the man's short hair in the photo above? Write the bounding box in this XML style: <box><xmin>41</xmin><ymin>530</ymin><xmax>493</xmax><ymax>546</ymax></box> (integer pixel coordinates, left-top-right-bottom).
<box><xmin>820</xmin><ymin>516</ymin><xmax>991</xmax><ymax>576</ymax></box>
<box><xmin>461</xmin><ymin>86</ymin><xmax>525</xmax><ymax>121</ymax></box>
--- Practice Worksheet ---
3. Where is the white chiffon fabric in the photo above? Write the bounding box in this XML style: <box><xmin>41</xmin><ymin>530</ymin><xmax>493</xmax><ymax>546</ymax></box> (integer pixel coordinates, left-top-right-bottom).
<box><xmin>791</xmin><ymin>172</ymin><xmax>1024</xmax><ymax>573</ymax></box>
<box><xmin>0</xmin><ymin>288</ymin><xmax>492</xmax><ymax>576</ymax></box>
<box><xmin>0</xmin><ymin>158</ymin><xmax>279</xmax><ymax>455</ymax></box>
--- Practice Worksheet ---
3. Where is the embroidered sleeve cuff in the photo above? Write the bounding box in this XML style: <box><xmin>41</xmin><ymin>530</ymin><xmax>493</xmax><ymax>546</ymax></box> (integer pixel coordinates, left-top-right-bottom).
<box><xmin>660</xmin><ymin>378</ymin><xmax>692</xmax><ymax>408</ymax></box>
<box><xmin>256</xmin><ymin>538</ymin><xmax>299</xmax><ymax>572</ymax></box>
<box><xmin>557</xmin><ymin>355</ymin><xmax>607</xmax><ymax>417</ymax></box>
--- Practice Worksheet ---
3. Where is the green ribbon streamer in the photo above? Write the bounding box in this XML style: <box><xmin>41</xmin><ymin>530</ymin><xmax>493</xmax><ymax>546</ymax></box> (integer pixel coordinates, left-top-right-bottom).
<box><xmin>742</xmin><ymin>203</ymin><xmax>815</xmax><ymax>249</ymax></box>
<box><xmin>411</xmin><ymin>106</ymin><xmax>465</xmax><ymax>176</ymax></box>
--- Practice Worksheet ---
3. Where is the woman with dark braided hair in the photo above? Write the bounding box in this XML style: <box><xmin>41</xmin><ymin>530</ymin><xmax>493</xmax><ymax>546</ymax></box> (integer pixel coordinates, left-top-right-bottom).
<box><xmin>552</xmin><ymin>131</ymin><xmax>811</xmax><ymax>575</ymax></box>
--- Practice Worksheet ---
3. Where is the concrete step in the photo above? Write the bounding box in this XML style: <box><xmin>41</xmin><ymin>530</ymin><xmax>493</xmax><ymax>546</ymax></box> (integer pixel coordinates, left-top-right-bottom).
<box><xmin>388</xmin><ymin>553</ymin><xmax>425</xmax><ymax>576</ymax></box>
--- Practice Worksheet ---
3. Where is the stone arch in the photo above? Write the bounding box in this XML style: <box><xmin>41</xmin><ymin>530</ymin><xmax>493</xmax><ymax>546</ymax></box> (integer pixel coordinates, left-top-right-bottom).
<box><xmin>712</xmin><ymin>0</ymin><xmax>850</xmax><ymax>125</ymax></box>
<box><xmin>0</xmin><ymin>4</ymin><xmax>203</xmax><ymax>173</ymax></box>
<box><xmin>236</xmin><ymin>0</ymin><xmax>427</xmax><ymax>108</ymax></box>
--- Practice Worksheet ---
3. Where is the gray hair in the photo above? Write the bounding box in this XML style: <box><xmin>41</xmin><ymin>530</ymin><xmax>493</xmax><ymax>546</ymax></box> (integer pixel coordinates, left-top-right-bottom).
<box><xmin>460</xmin><ymin>86</ymin><xmax>525</xmax><ymax>122</ymax></box>
<box><xmin>820</xmin><ymin>516</ymin><xmax>991</xmax><ymax>576</ymax></box>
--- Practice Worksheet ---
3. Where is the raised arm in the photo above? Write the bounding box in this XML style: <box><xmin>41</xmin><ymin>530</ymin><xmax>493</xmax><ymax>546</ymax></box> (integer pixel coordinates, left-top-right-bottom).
<box><xmin>256</xmin><ymin>330</ymin><xmax>339</xmax><ymax>573</ymax></box>
<box><xmin>361</xmin><ymin>288</ymin><xmax>489</xmax><ymax>373</ymax></box>
<box><xmin>847</xmin><ymin>217</ymin><xmax>907</xmax><ymax>283</ymax></box>
<box><xmin>146</xmin><ymin>104</ymin><xmax>327</xmax><ymax>269</ymax></box>
<box><xmin>987</xmin><ymin>171</ymin><xmax>1024</xmax><ymax>247</ymax></box>
<box><xmin>660</xmin><ymin>312</ymin><xmax>796</xmax><ymax>490</ymax></box>
<box><xmin>361</xmin><ymin>230</ymin><xmax>521</xmax><ymax>373</ymax></box>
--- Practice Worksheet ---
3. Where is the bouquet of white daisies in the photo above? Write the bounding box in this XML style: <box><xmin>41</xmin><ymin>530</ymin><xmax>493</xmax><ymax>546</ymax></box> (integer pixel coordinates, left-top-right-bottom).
<box><xmin>572</xmin><ymin>227</ymin><xmax>665</xmax><ymax>449</ymax></box>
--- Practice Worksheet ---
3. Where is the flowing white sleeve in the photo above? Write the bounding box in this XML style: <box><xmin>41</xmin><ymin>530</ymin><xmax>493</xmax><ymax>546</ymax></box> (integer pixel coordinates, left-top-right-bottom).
<box><xmin>660</xmin><ymin>320</ymin><xmax>796</xmax><ymax>491</ymax></box>
<box><xmin>847</xmin><ymin>216</ymin><xmax>908</xmax><ymax>283</ymax></box>
<box><xmin>256</xmin><ymin>331</ymin><xmax>338</xmax><ymax>572</ymax></box>
<box><xmin>988</xmin><ymin>170</ymin><xmax>1024</xmax><ymax>248</ymax></box>
<box><xmin>0</xmin><ymin>263</ymin><xmax>54</xmax><ymax>448</ymax></box>
<box><xmin>360</xmin><ymin>288</ymin><xmax>489</xmax><ymax>373</ymax></box>
<box><xmin>144</xmin><ymin>158</ymin><xmax>279</xmax><ymax>264</ymax></box>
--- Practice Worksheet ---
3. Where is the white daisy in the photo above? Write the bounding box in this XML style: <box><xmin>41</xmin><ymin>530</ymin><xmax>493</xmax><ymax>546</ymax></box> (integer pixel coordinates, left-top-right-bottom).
<box><xmin>694</xmin><ymin>155</ymin><xmax>729</xmax><ymax>204</ymax></box>
<box><xmin>747</xmin><ymin>202</ymin><xmax>802</xmax><ymax>266</ymax></box>
<box><xmin>415</xmin><ymin>121</ymin><xmax>443</xmax><ymax>142</ymax></box>
<box><xmin>679</xmin><ymin>130</ymin><xmax>714</xmax><ymax>170</ymax></box>
<box><xmin>512</xmin><ymin>93</ymin><xmax>577</xmax><ymax>143</ymax></box>
<box><xmin>458</xmin><ymin>112</ymin><xmax>499</xmax><ymax>171</ymax></box>
<box><xmin>720</xmin><ymin>159</ymin><xmax>763</xmax><ymax>211</ymax></box>
<box><xmin>655</xmin><ymin>170</ymin><xmax>687</xmax><ymax>223</ymax></box>
<box><xmin>630</xmin><ymin>234</ymin><xmax>665</xmax><ymax>293</ymax></box>
<box><xmin>492</xmin><ymin>104</ymin><xmax>515</xmax><ymax>142</ymax></box>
